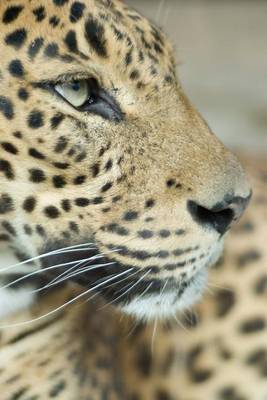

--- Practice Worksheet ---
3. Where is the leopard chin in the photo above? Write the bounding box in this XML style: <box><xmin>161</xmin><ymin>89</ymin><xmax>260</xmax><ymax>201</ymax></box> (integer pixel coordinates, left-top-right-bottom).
<box><xmin>121</xmin><ymin>240</ymin><xmax>224</xmax><ymax>321</ymax></box>
<box><xmin>121</xmin><ymin>268</ymin><xmax>208</xmax><ymax>322</ymax></box>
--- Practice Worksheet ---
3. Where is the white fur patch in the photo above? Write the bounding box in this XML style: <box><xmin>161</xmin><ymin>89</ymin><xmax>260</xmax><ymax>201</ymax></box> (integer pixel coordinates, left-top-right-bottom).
<box><xmin>122</xmin><ymin>269</ymin><xmax>208</xmax><ymax>321</ymax></box>
<box><xmin>0</xmin><ymin>246</ymin><xmax>36</xmax><ymax>319</ymax></box>
<box><xmin>0</xmin><ymin>288</ymin><xmax>36</xmax><ymax>319</ymax></box>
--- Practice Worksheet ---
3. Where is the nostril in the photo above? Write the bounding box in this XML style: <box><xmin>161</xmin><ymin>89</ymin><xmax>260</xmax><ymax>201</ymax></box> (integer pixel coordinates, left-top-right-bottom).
<box><xmin>188</xmin><ymin>201</ymin><xmax>235</xmax><ymax>235</ymax></box>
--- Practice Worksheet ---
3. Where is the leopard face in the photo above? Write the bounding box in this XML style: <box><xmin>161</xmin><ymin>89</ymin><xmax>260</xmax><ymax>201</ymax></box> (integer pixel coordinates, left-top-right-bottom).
<box><xmin>0</xmin><ymin>0</ymin><xmax>251</xmax><ymax>320</ymax></box>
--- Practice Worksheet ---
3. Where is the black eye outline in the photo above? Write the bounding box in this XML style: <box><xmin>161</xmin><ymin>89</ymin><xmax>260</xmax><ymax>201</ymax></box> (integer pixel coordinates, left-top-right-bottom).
<box><xmin>53</xmin><ymin>77</ymin><xmax>99</xmax><ymax>110</ymax></box>
<box><xmin>53</xmin><ymin>78</ymin><xmax>124</xmax><ymax>122</ymax></box>
<box><xmin>34</xmin><ymin>76</ymin><xmax>124</xmax><ymax>123</ymax></box>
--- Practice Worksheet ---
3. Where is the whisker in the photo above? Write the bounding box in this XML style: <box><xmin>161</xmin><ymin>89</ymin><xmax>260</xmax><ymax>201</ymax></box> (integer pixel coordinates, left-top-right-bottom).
<box><xmin>173</xmin><ymin>314</ymin><xmax>190</xmax><ymax>334</ymax></box>
<box><xmin>0</xmin><ymin>242</ymin><xmax>96</xmax><ymax>273</ymax></box>
<box><xmin>36</xmin><ymin>248</ymin><xmax>121</xmax><ymax>292</ymax></box>
<box><xmin>0</xmin><ymin>253</ymin><xmax>99</xmax><ymax>292</ymax></box>
<box><xmin>208</xmin><ymin>280</ymin><xmax>233</xmax><ymax>292</ymax></box>
<box><xmin>99</xmin><ymin>269</ymin><xmax>151</xmax><ymax>310</ymax></box>
<box><xmin>0</xmin><ymin>268</ymin><xmax>133</xmax><ymax>330</ymax></box>
<box><xmin>151</xmin><ymin>317</ymin><xmax>158</xmax><ymax>355</ymax></box>
<box><xmin>38</xmin><ymin>262</ymin><xmax>116</xmax><ymax>292</ymax></box>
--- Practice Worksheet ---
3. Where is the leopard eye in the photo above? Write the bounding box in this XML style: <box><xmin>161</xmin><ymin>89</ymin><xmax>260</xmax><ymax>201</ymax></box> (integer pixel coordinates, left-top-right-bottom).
<box><xmin>54</xmin><ymin>79</ymin><xmax>95</xmax><ymax>108</ymax></box>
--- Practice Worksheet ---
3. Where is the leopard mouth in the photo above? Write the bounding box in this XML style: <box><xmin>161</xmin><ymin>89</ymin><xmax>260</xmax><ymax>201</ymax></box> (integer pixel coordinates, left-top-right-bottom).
<box><xmin>39</xmin><ymin>239</ymin><xmax>213</xmax><ymax>319</ymax></box>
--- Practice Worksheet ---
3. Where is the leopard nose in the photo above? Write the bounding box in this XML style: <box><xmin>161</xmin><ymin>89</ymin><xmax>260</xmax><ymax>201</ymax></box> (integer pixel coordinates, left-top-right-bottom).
<box><xmin>187</xmin><ymin>192</ymin><xmax>252</xmax><ymax>235</ymax></box>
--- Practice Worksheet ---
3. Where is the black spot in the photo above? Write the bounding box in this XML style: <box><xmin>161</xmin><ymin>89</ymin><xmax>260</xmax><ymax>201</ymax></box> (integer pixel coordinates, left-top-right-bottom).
<box><xmin>28</xmin><ymin>110</ymin><xmax>44</xmax><ymax>129</ymax></box>
<box><xmin>159</xmin><ymin>230</ymin><xmax>171</xmax><ymax>238</ymax></box>
<box><xmin>13</xmin><ymin>131</ymin><xmax>23</xmax><ymax>139</ymax></box>
<box><xmin>2</xmin><ymin>221</ymin><xmax>16</xmax><ymax>236</ymax></box>
<box><xmin>69</xmin><ymin>221</ymin><xmax>79</xmax><ymax>233</ymax></box>
<box><xmin>75</xmin><ymin>151</ymin><xmax>86</xmax><ymax>163</ymax></box>
<box><xmin>138</xmin><ymin>230</ymin><xmax>153</xmax><ymax>239</ymax></box>
<box><xmin>36</xmin><ymin>225</ymin><xmax>46</xmax><ymax>237</ymax></box>
<box><xmin>145</xmin><ymin>199</ymin><xmax>155</xmax><ymax>208</ymax></box>
<box><xmin>125</xmin><ymin>49</ymin><xmax>133</xmax><ymax>66</ymax></box>
<box><xmin>29</xmin><ymin>168</ymin><xmax>46</xmax><ymax>183</ymax></box>
<box><xmin>9</xmin><ymin>59</ymin><xmax>24</xmax><ymax>78</ymax></box>
<box><xmin>28</xmin><ymin>37</ymin><xmax>44</xmax><ymax>59</ymax></box>
<box><xmin>246</xmin><ymin>348</ymin><xmax>267</xmax><ymax>365</ymax></box>
<box><xmin>130</xmin><ymin>69</ymin><xmax>140</xmax><ymax>80</ymax></box>
<box><xmin>237</xmin><ymin>250</ymin><xmax>261</xmax><ymax>268</ymax></box>
<box><xmin>23</xmin><ymin>196</ymin><xmax>36</xmax><ymax>213</ymax></box>
<box><xmin>65</xmin><ymin>30</ymin><xmax>78</xmax><ymax>53</ymax></box>
<box><xmin>50</xmin><ymin>113</ymin><xmax>65</xmax><ymax>129</ymax></box>
<box><xmin>3</xmin><ymin>6</ymin><xmax>24</xmax><ymax>24</ymax></box>
<box><xmin>61</xmin><ymin>199</ymin><xmax>71</xmax><ymax>212</ymax></box>
<box><xmin>29</xmin><ymin>148</ymin><xmax>45</xmax><ymax>160</ymax></box>
<box><xmin>0</xmin><ymin>159</ymin><xmax>14</xmax><ymax>180</ymax></box>
<box><xmin>103</xmin><ymin>223</ymin><xmax>129</xmax><ymax>236</ymax></box>
<box><xmin>190</xmin><ymin>369</ymin><xmax>213</xmax><ymax>383</ymax></box>
<box><xmin>9</xmin><ymin>387</ymin><xmax>29</xmax><ymax>400</ymax></box>
<box><xmin>53</xmin><ymin>0</ymin><xmax>69</xmax><ymax>5</ymax></box>
<box><xmin>0</xmin><ymin>96</ymin><xmax>14</xmax><ymax>120</ymax></box>
<box><xmin>101</xmin><ymin>182</ymin><xmax>113</xmax><ymax>192</ymax></box>
<box><xmin>155</xmin><ymin>389</ymin><xmax>173</xmax><ymax>400</ymax></box>
<box><xmin>92</xmin><ymin>197</ymin><xmax>103</xmax><ymax>205</ymax></box>
<box><xmin>33</xmin><ymin>6</ymin><xmax>46</xmax><ymax>22</ymax></box>
<box><xmin>154</xmin><ymin>42</ymin><xmax>163</xmax><ymax>54</ymax></box>
<box><xmin>53</xmin><ymin>175</ymin><xmax>66</xmax><ymax>188</ymax></box>
<box><xmin>54</xmin><ymin>136</ymin><xmax>68</xmax><ymax>153</ymax></box>
<box><xmin>70</xmin><ymin>2</ymin><xmax>85</xmax><ymax>22</ymax></box>
<box><xmin>44</xmin><ymin>206</ymin><xmax>60</xmax><ymax>219</ymax></box>
<box><xmin>53</xmin><ymin>162</ymin><xmax>69</xmax><ymax>170</ymax></box>
<box><xmin>49</xmin><ymin>380</ymin><xmax>66</xmax><ymax>397</ymax></box>
<box><xmin>175</xmin><ymin>229</ymin><xmax>186</xmax><ymax>236</ymax></box>
<box><xmin>105</xmin><ymin>159</ymin><xmax>113</xmax><ymax>171</ymax></box>
<box><xmin>44</xmin><ymin>43</ymin><xmax>59</xmax><ymax>58</ymax></box>
<box><xmin>49</xmin><ymin>16</ymin><xmax>60</xmax><ymax>27</ymax></box>
<box><xmin>254</xmin><ymin>274</ymin><xmax>267</xmax><ymax>295</ymax></box>
<box><xmin>166</xmin><ymin>179</ymin><xmax>175</xmax><ymax>187</ymax></box>
<box><xmin>73</xmin><ymin>175</ymin><xmax>86</xmax><ymax>185</ymax></box>
<box><xmin>91</xmin><ymin>163</ymin><xmax>100</xmax><ymax>177</ymax></box>
<box><xmin>5</xmin><ymin>28</ymin><xmax>27</xmax><ymax>49</ymax></box>
<box><xmin>75</xmin><ymin>198</ymin><xmax>90</xmax><ymax>207</ymax></box>
<box><xmin>123</xmin><ymin>211</ymin><xmax>139</xmax><ymax>221</ymax></box>
<box><xmin>218</xmin><ymin>386</ymin><xmax>246</xmax><ymax>400</ymax></box>
<box><xmin>214</xmin><ymin>289</ymin><xmax>235</xmax><ymax>318</ymax></box>
<box><xmin>240</xmin><ymin>317</ymin><xmax>266</xmax><ymax>334</ymax></box>
<box><xmin>0</xmin><ymin>194</ymin><xmax>14</xmax><ymax>214</ymax></box>
<box><xmin>1</xmin><ymin>142</ymin><xmax>18</xmax><ymax>155</ymax></box>
<box><xmin>18</xmin><ymin>88</ymin><xmax>29</xmax><ymax>101</ymax></box>
<box><xmin>112</xmin><ymin>195</ymin><xmax>122</xmax><ymax>203</ymax></box>
<box><xmin>85</xmin><ymin>16</ymin><xmax>108</xmax><ymax>57</ymax></box>
<box><xmin>24</xmin><ymin>225</ymin><xmax>32</xmax><ymax>235</ymax></box>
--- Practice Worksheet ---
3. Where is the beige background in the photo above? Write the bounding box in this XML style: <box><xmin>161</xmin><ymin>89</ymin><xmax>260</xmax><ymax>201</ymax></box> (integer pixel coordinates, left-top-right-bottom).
<box><xmin>128</xmin><ymin>0</ymin><xmax>267</xmax><ymax>154</ymax></box>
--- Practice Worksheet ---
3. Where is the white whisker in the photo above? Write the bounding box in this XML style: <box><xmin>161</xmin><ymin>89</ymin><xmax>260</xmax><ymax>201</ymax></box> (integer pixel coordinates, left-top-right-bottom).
<box><xmin>0</xmin><ymin>253</ymin><xmax>98</xmax><ymax>292</ymax></box>
<box><xmin>99</xmin><ymin>269</ymin><xmax>151</xmax><ymax>310</ymax></box>
<box><xmin>38</xmin><ymin>262</ymin><xmax>116</xmax><ymax>292</ymax></box>
<box><xmin>151</xmin><ymin>317</ymin><xmax>158</xmax><ymax>355</ymax></box>
<box><xmin>173</xmin><ymin>314</ymin><xmax>190</xmax><ymax>334</ymax></box>
<box><xmin>0</xmin><ymin>268</ymin><xmax>133</xmax><ymax>330</ymax></box>
<box><xmin>0</xmin><ymin>242</ymin><xmax>96</xmax><ymax>273</ymax></box>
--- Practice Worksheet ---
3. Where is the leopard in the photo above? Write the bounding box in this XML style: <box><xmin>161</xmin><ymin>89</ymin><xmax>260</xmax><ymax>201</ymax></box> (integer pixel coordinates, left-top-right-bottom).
<box><xmin>1</xmin><ymin>155</ymin><xmax>267</xmax><ymax>400</ymax></box>
<box><xmin>0</xmin><ymin>0</ymin><xmax>265</xmax><ymax>399</ymax></box>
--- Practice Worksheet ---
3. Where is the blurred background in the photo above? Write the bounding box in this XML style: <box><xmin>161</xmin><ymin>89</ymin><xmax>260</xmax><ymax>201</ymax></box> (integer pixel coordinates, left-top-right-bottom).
<box><xmin>128</xmin><ymin>0</ymin><xmax>267</xmax><ymax>154</ymax></box>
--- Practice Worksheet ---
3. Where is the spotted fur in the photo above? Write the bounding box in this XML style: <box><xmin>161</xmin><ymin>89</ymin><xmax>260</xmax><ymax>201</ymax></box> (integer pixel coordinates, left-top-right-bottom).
<box><xmin>1</xmin><ymin>156</ymin><xmax>266</xmax><ymax>399</ymax></box>
<box><xmin>0</xmin><ymin>0</ymin><xmax>259</xmax><ymax>399</ymax></box>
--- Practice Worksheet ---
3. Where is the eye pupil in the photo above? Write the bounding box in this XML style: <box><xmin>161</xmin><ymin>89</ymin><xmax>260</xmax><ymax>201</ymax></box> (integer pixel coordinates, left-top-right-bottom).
<box><xmin>71</xmin><ymin>81</ymin><xmax>81</xmax><ymax>91</ymax></box>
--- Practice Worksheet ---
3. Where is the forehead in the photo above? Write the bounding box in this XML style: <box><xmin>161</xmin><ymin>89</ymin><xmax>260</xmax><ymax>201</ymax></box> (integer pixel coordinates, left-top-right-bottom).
<box><xmin>0</xmin><ymin>0</ymin><xmax>176</xmax><ymax>87</ymax></box>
